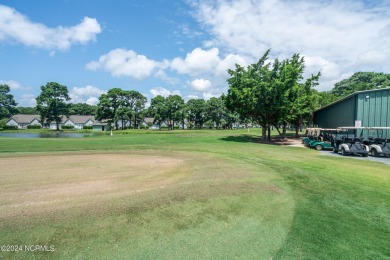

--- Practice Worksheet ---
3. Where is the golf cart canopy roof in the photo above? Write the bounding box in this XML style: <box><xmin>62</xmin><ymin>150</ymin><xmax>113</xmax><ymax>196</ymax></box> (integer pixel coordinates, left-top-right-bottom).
<box><xmin>337</xmin><ymin>127</ymin><xmax>370</xmax><ymax>130</ymax></box>
<box><xmin>368</xmin><ymin>127</ymin><xmax>390</xmax><ymax>130</ymax></box>
<box><xmin>307</xmin><ymin>128</ymin><xmax>338</xmax><ymax>131</ymax></box>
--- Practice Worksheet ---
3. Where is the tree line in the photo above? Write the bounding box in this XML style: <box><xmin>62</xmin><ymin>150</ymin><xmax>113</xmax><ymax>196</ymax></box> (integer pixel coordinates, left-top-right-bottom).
<box><xmin>1</xmin><ymin>51</ymin><xmax>390</xmax><ymax>136</ymax></box>
<box><xmin>0</xmin><ymin>82</ymin><xmax>240</xmax><ymax>131</ymax></box>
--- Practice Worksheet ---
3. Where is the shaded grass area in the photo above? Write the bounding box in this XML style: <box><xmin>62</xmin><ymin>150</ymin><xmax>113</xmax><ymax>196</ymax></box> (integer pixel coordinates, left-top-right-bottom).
<box><xmin>0</xmin><ymin>129</ymin><xmax>389</xmax><ymax>259</ymax></box>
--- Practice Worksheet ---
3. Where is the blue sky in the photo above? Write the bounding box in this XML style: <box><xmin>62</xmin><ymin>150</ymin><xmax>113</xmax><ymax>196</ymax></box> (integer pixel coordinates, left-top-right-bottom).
<box><xmin>1</xmin><ymin>0</ymin><xmax>390</xmax><ymax>107</ymax></box>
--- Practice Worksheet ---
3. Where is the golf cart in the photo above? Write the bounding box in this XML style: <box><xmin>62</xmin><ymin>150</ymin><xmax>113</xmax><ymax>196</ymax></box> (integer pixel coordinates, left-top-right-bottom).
<box><xmin>331</xmin><ymin>127</ymin><xmax>369</xmax><ymax>156</ymax></box>
<box><xmin>308</xmin><ymin>128</ymin><xmax>337</xmax><ymax>151</ymax></box>
<box><xmin>366</xmin><ymin>127</ymin><xmax>390</xmax><ymax>157</ymax></box>
<box><xmin>302</xmin><ymin>128</ymin><xmax>321</xmax><ymax>145</ymax></box>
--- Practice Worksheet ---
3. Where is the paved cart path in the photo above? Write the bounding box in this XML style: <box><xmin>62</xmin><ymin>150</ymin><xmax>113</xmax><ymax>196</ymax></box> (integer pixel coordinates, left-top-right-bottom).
<box><xmin>319</xmin><ymin>150</ymin><xmax>390</xmax><ymax>165</ymax></box>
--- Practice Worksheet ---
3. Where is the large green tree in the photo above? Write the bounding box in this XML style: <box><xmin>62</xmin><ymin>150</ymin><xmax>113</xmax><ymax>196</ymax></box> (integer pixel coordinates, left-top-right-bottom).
<box><xmin>271</xmin><ymin>55</ymin><xmax>320</xmax><ymax>137</ymax></box>
<box><xmin>186</xmin><ymin>99</ymin><xmax>206</xmax><ymax>129</ymax></box>
<box><xmin>226</xmin><ymin>50</ymin><xmax>319</xmax><ymax>142</ymax></box>
<box><xmin>16</xmin><ymin>106</ymin><xmax>39</xmax><ymax>115</ymax></box>
<box><xmin>36</xmin><ymin>82</ymin><xmax>70</xmax><ymax>131</ymax></box>
<box><xmin>332</xmin><ymin>72</ymin><xmax>390</xmax><ymax>98</ymax></box>
<box><xmin>124</xmin><ymin>90</ymin><xmax>147</xmax><ymax>128</ymax></box>
<box><xmin>166</xmin><ymin>95</ymin><xmax>185</xmax><ymax>130</ymax></box>
<box><xmin>226</xmin><ymin>50</ymin><xmax>276</xmax><ymax>142</ymax></box>
<box><xmin>314</xmin><ymin>72</ymin><xmax>390</xmax><ymax>109</ymax></box>
<box><xmin>0</xmin><ymin>84</ymin><xmax>18</xmax><ymax>119</ymax></box>
<box><xmin>206</xmin><ymin>97</ymin><xmax>227</xmax><ymax>129</ymax></box>
<box><xmin>69</xmin><ymin>103</ymin><xmax>97</xmax><ymax>115</ymax></box>
<box><xmin>149</xmin><ymin>95</ymin><xmax>167</xmax><ymax>129</ymax></box>
<box><xmin>148</xmin><ymin>95</ymin><xmax>185</xmax><ymax>130</ymax></box>
<box><xmin>96</xmin><ymin>88</ymin><xmax>146</xmax><ymax>129</ymax></box>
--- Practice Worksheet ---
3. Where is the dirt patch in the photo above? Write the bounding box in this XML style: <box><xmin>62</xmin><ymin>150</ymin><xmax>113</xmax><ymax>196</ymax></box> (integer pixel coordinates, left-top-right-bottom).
<box><xmin>269</xmin><ymin>137</ymin><xmax>305</xmax><ymax>147</ymax></box>
<box><xmin>0</xmin><ymin>153</ymin><xmax>186</xmax><ymax>218</ymax></box>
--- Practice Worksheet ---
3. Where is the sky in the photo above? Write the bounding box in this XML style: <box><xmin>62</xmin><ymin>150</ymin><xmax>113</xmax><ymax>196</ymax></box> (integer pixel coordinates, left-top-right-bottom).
<box><xmin>1</xmin><ymin>0</ymin><xmax>390</xmax><ymax>107</ymax></box>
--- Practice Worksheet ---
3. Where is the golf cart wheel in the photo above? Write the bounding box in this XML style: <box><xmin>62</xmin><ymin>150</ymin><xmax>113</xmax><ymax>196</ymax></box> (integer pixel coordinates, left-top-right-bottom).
<box><xmin>315</xmin><ymin>144</ymin><xmax>323</xmax><ymax>151</ymax></box>
<box><xmin>362</xmin><ymin>153</ymin><xmax>368</xmax><ymax>157</ymax></box>
<box><xmin>371</xmin><ymin>149</ymin><xmax>378</xmax><ymax>157</ymax></box>
<box><xmin>341</xmin><ymin>147</ymin><xmax>347</xmax><ymax>156</ymax></box>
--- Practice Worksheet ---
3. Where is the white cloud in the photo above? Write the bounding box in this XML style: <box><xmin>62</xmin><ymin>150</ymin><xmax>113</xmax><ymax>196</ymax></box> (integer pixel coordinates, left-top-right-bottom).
<box><xmin>69</xmin><ymin>85</ymin><xmax>106</xmax><ymax>105</ymax></box>
<box><xmin>171</xmin><ymin>47</ymin><xmax>221</xmax><ymax>76</ymax></box>
<box><xmin>191</xmin><ymin>0</ymin><xmax>390</xmax><ymax>90</ymax></box>
<box><xmin>185</xmin><ymin>95</ymin><xmax>199</xmax><ymax>101</ymax></box>
<box><xmin>70</xmin><ymin>85</ymin><xmax>106</xmax><ymax>97</ymax></box>
<box><xmin>190</xmin><ymin>78</ymin><xmax>212</xmax><ymax>92</ymax></box>
<box><xmin>85</xmin><ymin>97</ymin><xmax>99</xmax><ymax>106</ymax></box>
<box><xmin>202</xmin><ymin>92</ymin><xmax>219</xmax><ymax>100</ymax></box>
<box><xmin>0</xmin><ymin>4</ymin><xmax>101</xmax><ymax>50</ymax></box>
<box><xmin>150</xmin><ymin>87</ymin><xmax>181</xmax><ymax>97</ymax></box>
<box><xmin>86</xmin><ymin>48</ymin><xmax>167</xmax><ymax>79</ymax></box>
<box><xmin>19</xmin><ymin>94</ymin><xmax>36</xmax><ymax>107</ymax></box>
<box><xmin>0</xmin><ymin>80</ymin><xmax>21</xmax><ymax>89</ymax></box>
<box><xmin>170</xmin><ymin>47</ymin><xmax>248</xmax><ymax>81</ymax></box>
<box><xmin>155</xmin><ymin>69</ymin><xmax>180</xmax><ymax>84</ymax></box>
<box><xmin>215</xmin><ymin>53</ymin><xmax>248</xmax><ymax>78</ymax></box>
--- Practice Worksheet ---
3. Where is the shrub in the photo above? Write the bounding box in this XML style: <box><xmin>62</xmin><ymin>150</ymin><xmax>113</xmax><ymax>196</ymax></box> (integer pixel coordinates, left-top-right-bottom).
<box><xmin>160</xmin><ymin>126</ymin><xmax>168</xmax><ymax>130</ymax></box>
<box><xmin>0</xmin><ymin>119</ymin><xmax>7</xmax><ymax>129</ymax></box>
<box><xmin>3</xmin><ymin>125</ymin><xmax>18</xmax><ymax>130</ymax></box>
<box><xmin>27</xmin><ymin>124</ymin><xmax>42</xmax><ymax>129</ymax></box>
<box><xmin>174</xmin><ymin>126</ymin><xmax>180</xmax><ymax>130</ymax></box>
<box><xmin>61</xmin><ymin>125</ymin><xmax>74</xmax><ymax>130</ymax></box>
<box><xmin>204</xmin><ymin>120</ymin><xmax>214</xmax><ymax>129</ymax></box>
<box><xmin>83</xmin><ymin>126</ymin><xmax>93</xmax><ymax>129</ymax></box>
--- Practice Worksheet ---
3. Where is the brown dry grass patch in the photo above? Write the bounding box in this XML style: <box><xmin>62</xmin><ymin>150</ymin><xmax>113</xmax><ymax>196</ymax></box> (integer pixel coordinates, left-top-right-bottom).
<box><xmin>0</xmin><ymin>153</ymin><xmax>186</xmax><ymax>218</ymax></box>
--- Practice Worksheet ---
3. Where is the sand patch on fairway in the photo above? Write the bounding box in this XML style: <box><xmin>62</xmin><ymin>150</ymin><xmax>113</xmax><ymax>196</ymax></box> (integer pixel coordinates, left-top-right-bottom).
<box><xmin>0</xmin><ymin>153</ymin><xmax>186</xmax><ymax>217</ymax></box>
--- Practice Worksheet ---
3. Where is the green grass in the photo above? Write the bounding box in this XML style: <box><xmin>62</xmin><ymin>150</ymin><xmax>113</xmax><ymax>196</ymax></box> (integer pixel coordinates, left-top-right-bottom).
<box><xmin>0</xmin><ymin>129</ymin><xmax>389</xmax><ymax>259</ymax></box>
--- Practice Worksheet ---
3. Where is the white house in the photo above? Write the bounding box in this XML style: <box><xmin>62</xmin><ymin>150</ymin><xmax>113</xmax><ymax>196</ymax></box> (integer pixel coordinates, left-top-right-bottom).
<box><xmin>6</xmin><ymin>114</ymin><xmax>42</xmax><ymax>129</ymax></box>
<box><xmin>63</xmin><ymin>115</ymin><xmax>95</xmax><ymax>129</ymax></box>
<box><xmin>7</xmin><ymin>114</ymin><xmax>103</xmax><ymax>130</ymax></box>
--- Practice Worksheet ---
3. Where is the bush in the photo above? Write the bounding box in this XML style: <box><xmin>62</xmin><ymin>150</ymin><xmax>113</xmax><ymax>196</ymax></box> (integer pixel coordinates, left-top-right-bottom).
<box><xmin>83</xmin><ymin>126</ymin><xmax>93</xmax><ymax>129</ymax></box>
<box><xmin>174</xmin><ymin>126</ymin><xmax>180</xmax><ymax>130</ymax></box>
<box><xmin>160</xmin><ymin>126</ymin><xmax>168</xmax><ymax>130</ymax></box>
<box><xmin>3</xmin><ymin>125</ymin><xmax>18</xmax><ymax>130</ymax></box>
<box><xmin>61</xmin><ymin>125</ymin><xmax>74</xmax><ymax>130</ymax></box>
<box><xmin>0</xmin><ymin>119</ymin><xmax>7</xmax><ymax>129</ymax></box>
<box><xmin>27</xmin><ymin>124</ymin><xmax>42</xmax><ymax>129</ymax></box>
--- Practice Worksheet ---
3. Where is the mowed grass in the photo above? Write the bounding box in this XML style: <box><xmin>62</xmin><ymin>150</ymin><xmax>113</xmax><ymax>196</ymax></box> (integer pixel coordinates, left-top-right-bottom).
<box><xmin>0</xmin><ymin>129</ymin><xmax>389</xmax><ymax>259</ymax></box>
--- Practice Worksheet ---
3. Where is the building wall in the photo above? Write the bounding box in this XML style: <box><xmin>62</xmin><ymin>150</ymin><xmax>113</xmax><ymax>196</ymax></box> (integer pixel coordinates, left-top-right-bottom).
<box><xmin>356</xmin><ymin>89</ymin><xmax>390</xmax><ymax>138</ymax></box>
<box><xmin>6</xmin><ymin>119</ymin><xmax>19</xmax><ymax>127</ymax></box>
<box><xmin>356</xmin><ymin>89</ymin><xmax>390</xmax><ymax>127</ymax></box>
<box><xmin>313</xmin><ymin>95</ymin><xmax>356</xmax><ymax>128</ymax></box>
<box><xmin>313</xmin><ymin>88</ymin><xmax>390</xmax><ymax>138</ymax></box>
<box><xmin>30</xmin><ymin>119</ymin><xmax>41</xmax><ymax>126</ymax></box>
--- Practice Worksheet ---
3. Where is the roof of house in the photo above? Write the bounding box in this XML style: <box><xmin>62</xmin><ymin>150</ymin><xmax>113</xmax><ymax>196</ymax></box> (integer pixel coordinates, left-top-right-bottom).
<box><xmin>67</xmin><ymin>115</ymin><xmax>95</xmax><ymax>124</ymax></box>
<box><xmin>7</xmin><ymin>114</ymin><xmax>40</xmax><ymax>124</ymax></box>
<box><xmin>143</xmin><ymin>117</ymin><xmax>155</xmax><ymax>124</ymax></box>
<box><xmin>48</xmin><ymin>115</ymin><xmax>68</xmax><ymax>124</ymax></box>
<box><xmin>92</xmin><ymin>118</ymin><xmax>109</xmax><ymax>126</ymax></box>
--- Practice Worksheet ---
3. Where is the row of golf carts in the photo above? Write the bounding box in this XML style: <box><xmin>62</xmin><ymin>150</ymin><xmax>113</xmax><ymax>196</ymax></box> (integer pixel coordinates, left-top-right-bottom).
<box><xmin>303</xmin><ymin>127</ymin><xmax>390</xmax><ymax>157</ymax></box>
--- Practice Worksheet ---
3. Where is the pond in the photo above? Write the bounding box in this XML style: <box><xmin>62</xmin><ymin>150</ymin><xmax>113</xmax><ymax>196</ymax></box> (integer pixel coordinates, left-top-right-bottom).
<box><xmin>0</xmin><ymin>132</ymin><xmax>97</xmax><ymax>138</ymax></box>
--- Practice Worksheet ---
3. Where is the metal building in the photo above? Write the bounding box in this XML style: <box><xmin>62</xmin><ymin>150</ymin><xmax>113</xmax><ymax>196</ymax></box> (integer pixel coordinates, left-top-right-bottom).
<box><xmin>313</xmin><ymin>88</ymin><xmax>390</xmax><ymax>136</ymax></box>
